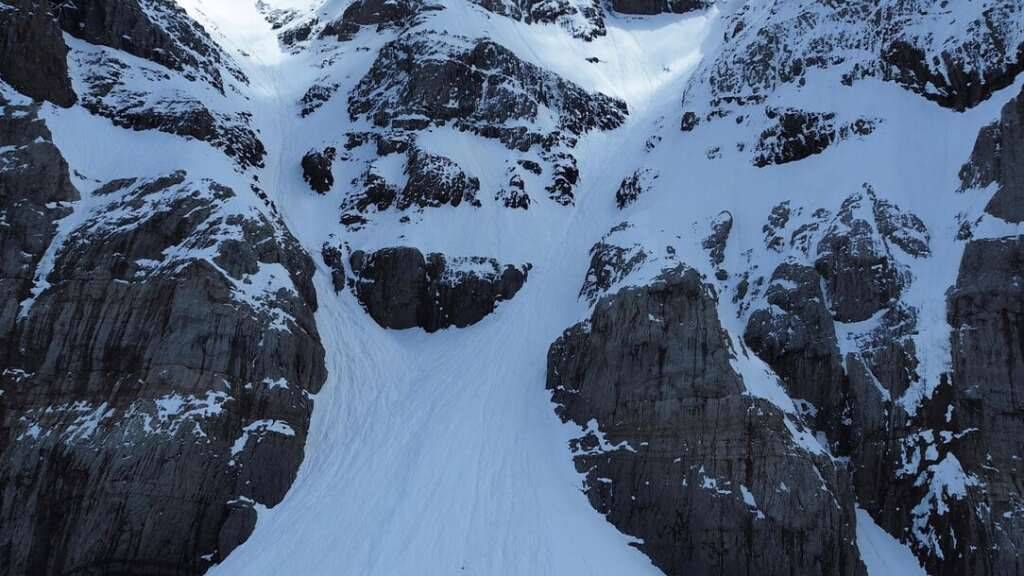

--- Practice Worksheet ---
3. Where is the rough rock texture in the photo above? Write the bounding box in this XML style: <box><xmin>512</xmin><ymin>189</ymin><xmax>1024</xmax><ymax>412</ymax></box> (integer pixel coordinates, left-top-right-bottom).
<box><xmin>960</xmin><ymin>85</ymin><xmax>1024</xmax><ymax>223</ymax></box>
<box><xmin>0</xmin><ymin>0</ymin><xmax>76</xmax><ymax>107</ymax></box>
<box><xmin>814</xmin><ymin>194</ymin><xmax>906</xmax><ymax>323</ymax></box>
<box><xmin>0</xmin><ymin>173</ymin><xmax>326</xmax><ymax>575</ymax></box>
<box><xmin>752</xmin><ymin>189</ymin><xmax>921</xmax><ymax>323</ymax></box>
<box><xmin>299</xmin><ymin>82</ymin><xmax>339</xmax><ymax>117</ymax></box>
<box><xmin>942</xmin><ymin>236</ymin><xmax>1024</xmax><ymax>576</ymax></box>
<box><xmin>400</xmin><ymin>146</ymin><xmax>481</xmax><ymax>209</ymax></box>
<box><xmin>72</xmin><ymin>46</ymin><xmax>265</xmax><ymax>169</ymax></box>
<box><xmin>55</xmin><ymin>0</ymin><xmax>239</xmax><ymax>91</ymax></box>
<box><xmin>0</xmin><ymin>98</ymin><xmax>78</xmax><ymax>371</ymax></box>
<box><xmin>610</xmin><ymin>0</ymin><xmax>710</xmax><ymax>16</ymax></box>
<box><xmin>734</xmin><ymin>189</ymin><xmax>1004</xmax><ymax>571</ymax></box>
<box><xmin>615</xmin><ymin>168</ymin><xmax>656</xmax><ymax>209</ymax></box>
<box><xmin>495</xmin><ymin>171</ymin><xmax>531</xmax><ymax>209</ymax></box>
<box><xmin>470</xmin><ymin>0</ymin><xmax>605</xmax><ymax>41</ymax></box>
<box><xmin>337</xmin><ymin>30</ymin><xmax>626</xmax><ymax>219</ymax></box>
<box><xmin>350</xmin><ymin>246</ymin><xmax>528</xmax><ymax>332</ymax></box>
<box><xmin>349</xmin><ymin>33</ymin><xmax>627</xmax><ymax>143</ymax></box>
<box><xmin>302</xmin><ymin>147</ymin><xmax>336</xmax><ymax>194</ymax></box>
<box><xmin>701</xmin><ymin>210</ymin><xmax>732</xmax><ymax>268</ymax></box>
<box><xmin>578</xmin><ymin>223</ymin><xmax>649</xmax><ymax>304</ymax></box>
<box><xmin>320</xmin><ymin>0</ymin><xmax>431</xmax><ymax>40</ymax></box>
<box><xmin>744</xmin><ymin>264</ymin><xmax>846</xmax><ymax>431</ymax></box>
<box><xmin>321</xmin><ymin>243</ymin><xmax>347</xmax><ymax>293</ymax></box>
<box><xmin>681</xmin><ymin>0</ymin><xmax>1024</xmax><ymax>137</ymax></box>
<box><xmin>548</xmin><ymin>265</ymin><xmax>863</xmax><ymax>576</ymax></box>
<box><xmin>341</xmin><ymin>144</ymin><xmax>481</xmax><ymax>225</ymax></box>
<box><xmin>753</xmin><ymin>108</ymin><xmax>876</xmax><ymax>167</ymax></box>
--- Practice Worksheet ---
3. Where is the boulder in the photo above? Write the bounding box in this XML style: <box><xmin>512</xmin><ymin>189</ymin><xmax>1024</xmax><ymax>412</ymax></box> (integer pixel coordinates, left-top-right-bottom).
<box><xmin>350</xmin><ymin>247</ymin><xmax>529</xmax><ymax>332</ymax></box>
<box><xmin>302</xmin><ymin>147</ymin><xmax>336</xmax><ymax>194</ymax></box>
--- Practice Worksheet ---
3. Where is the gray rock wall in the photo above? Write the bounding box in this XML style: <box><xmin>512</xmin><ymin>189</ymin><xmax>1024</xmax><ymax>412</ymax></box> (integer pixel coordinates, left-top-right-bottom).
<box><xmin>0</xmin><ymin>172</ymin><xmax>326</xmax><ymax>575</ymax></box>
<box><xmin>960</xmin><ymin>85</ymin><xmax>1024</xmax><ymax>223</ymax></box>
<box><xmin>943</xmin><ymin>236</ymin><xmax>1024</xmax><ymax>576</ymax></box>
<box><xmin>548</xmin><ymin>265</ymin><xmax>864</xmax><ymax>576</ymax></box>
<box><xmin>0</xmin><ymin>0</ymin><xmax>76</xmax><ymax>107</ymax></box>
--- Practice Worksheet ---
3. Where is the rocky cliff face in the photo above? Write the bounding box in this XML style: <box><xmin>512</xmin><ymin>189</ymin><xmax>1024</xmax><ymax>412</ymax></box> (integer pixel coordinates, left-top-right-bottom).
<box><xmin>2</xmin><ymin>0</ymin><xmax>1024</xmax><ymax>573</ymax></box>
<box><xmin>0</xmin><ymin>170</ymin><xmax>326</xmax><ymax>574</ymax></box>
<box><xmin>0</xmin><ymin>96</ymin><xmax>78</xmax><ymax>374</ymax></box>
<box><xmin>55</xmin><ymin>0</ymin><xmax>241</xmax><ymax>92</ymax></box>
<box><xmin>0</xmin><ymin>3</ymin><xmax>325</xmax><ymax>573</ymax></box>
<box><xmin>549</xmin><ymin>266</ymin><xmax>863</xmax><ymax>576</ymax></box>
<box><xmin>0</xmin><ymin>0</ymin><xmax>76</xmax><ymax>107</ymax></box>
<box><xmin>960</xmin><ymin>85</ymin><xmax>1024</xmax><ymax>223</ymax></box>
<box><xmin>942</xmin><ymin>236</ymin><xmax>1024</xmax><ymax>576</ymax></box>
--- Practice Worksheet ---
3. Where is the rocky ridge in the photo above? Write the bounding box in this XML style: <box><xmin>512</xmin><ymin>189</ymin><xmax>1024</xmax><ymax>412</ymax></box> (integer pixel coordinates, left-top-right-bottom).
<box><xmin>1</xmin><ymin>0</ymin><xmax>1024</xmax><ymax>574</ymax></box>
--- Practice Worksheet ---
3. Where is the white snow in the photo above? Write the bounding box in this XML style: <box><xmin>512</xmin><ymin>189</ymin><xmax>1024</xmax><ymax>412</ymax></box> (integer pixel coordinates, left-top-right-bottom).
<box><xmin>27</xmin><ymin>0</ymin><xmax>1024</xmax><ymax>572</ymax></box>
<box><xmin>856</xmin><ymin>507</ymin><xmax>927</xmax><ymax>576</ymax></box>
<box><xmin>230</xmin><ymin>419</ymin><xmax>296</xmax><ymax>458</ymax></box>
<box><xmin>739</xmin><ymin>485</ymin><xmax>765</xmax><ymax>520</ymax></box>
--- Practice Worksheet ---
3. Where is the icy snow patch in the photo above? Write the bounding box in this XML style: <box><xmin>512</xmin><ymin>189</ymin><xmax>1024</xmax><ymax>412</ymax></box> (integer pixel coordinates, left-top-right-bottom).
<box><xmin>856</xmin><ymin>507</ymin><xmax>926</xmax><ymax>576</ymax></box>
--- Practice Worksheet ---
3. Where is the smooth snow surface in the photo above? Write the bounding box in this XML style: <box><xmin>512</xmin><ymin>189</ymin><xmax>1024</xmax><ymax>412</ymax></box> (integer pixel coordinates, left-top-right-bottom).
<box><xmin>856</xmin><ymin>507</ymin><xmax>927</xmax><ymax>576</ymax></box>
<box><xmin>182</xmin><ymin>0</ymin><xmax>700</xmax><ymax>574</ymax></box>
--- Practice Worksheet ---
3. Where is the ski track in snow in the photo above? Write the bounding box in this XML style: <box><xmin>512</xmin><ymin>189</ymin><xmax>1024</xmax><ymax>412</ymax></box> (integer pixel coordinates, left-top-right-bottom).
<box><xmin>186</xmin><ymin>1</ymin><xmax>669</xmax><ymax>573</ymax></box>
<box><xmin>36</xmin><ymin>0</ymin><xmax>1024</xmax><ymax>572</ymax></box>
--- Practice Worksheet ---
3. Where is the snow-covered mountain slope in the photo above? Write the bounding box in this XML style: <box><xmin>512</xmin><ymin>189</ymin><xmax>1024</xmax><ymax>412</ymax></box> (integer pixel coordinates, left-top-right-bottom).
<box><xmin>1</xmin><ymin>0</ymin><xmax>1023</xmax><ymax>574</ymax></box>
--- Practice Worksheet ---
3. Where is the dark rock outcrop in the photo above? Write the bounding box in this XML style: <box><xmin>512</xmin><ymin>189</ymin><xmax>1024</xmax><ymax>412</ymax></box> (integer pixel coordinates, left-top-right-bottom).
<box><xmin>55</xmin><ymin>0</ymin><xmax>239</xmax><ymax>91</ymax></box>
<box><xmin>401</xmin><ymin>146</ymin><xmax>481</xmax><ymax>209</ymax></box>
<box><xmin>342</xmin><ymin>31</ymin><xmax>625</xmax><ymax>216</ymax></box>
<box><xmin>0</xmin><ymin>173</ymin><xmax>326</xmax><ymax>575</ymax></box>
<box><xmin>470</xmin><ymin>0</ymin><xmax>605</xmax><ymax>41</ymax></box>
<box><xmin>302</xmin><ymin>147</ymin><xmax>337</xmax><ymax>194</ymax></box>
<box><xmin>349</xmin><ymin>34</ymin><xmax>627</xmax><ymax>143</ymax></box>
<box><xmin>701</xmin><ymin>210</ymin><xmax>733</xmax><ymax>267</ymax></box>
<box><xmin>341</xmin><ymin>145</ymin><xmax>481</xmax><ymax>224</ymax></box>
<box><xmin>0</xmin><ymin>98</ymin><xmax>78</xmax><ymax>370</ymax></box>
<box><xmin>610</xmin><ymin>0</ymin><xmax>710</xmax><ymax>16</ymax></box>
<box><xmin>0</xmin><ymin>0</ymin><xmax>76</xmax><ymax>107</ymax></box>
<box><xmin>753</xmin><ymin>108</ymin><xmax>877</xmax><ymax>167</ymax></box>
<box><xmin>615</xmin><ymin>168</ymin><xmax>656</xmax><ymax>209</ymax></box>
<box><xmin>815</xmin><ymin>192</ymin><xmax>906</xmax><ymax>322</ymax></box>
<box><xmin>495</xmin><ymin>172</ymin><xmax>531</xmax><ymax>209</ymax></box>
<box><xmin>738</xmin><ymin>190</ymin><xmax>986</xmax><ymax>570</ymax></box>
<box><xmin>942</xmin><ymin>235</ymin><xmax>1024</xmax><ymax>576</ymax></box>
<box><xmin>321</xmin><ymin>243</ymin><xmax>347</xmax><ymax>293</ymax></box>
<box><xmin>320</xmin><ymin>0</ymin><xmax>429</xmax><ymax>39</ymax></box>
<box><xmin>299</xmin><ymin>82</ymin><xmax>340</xmax><ymax>117</ymax></box>
<box><xmin>548</xmin><ymin>265</ymin><xmax>864</xmax><ymax>576</ymax></box>
<box><xmin>350</xmin><ymin>247</ymin><xmax>528</xmax><ymax>332</ymax></box>
<box><xmin>744</xmin><ymin>264</ymin><xmax>846</xmax><ymax>430</ymax></box>
<box><xmin>681</xmin><ymin>0</ymin><xmax>1024</xmax><ymax>141</ymax></box>
<box><xmin>960</xmin><ymin>85</ymin><xmax>1024</xmax><ymax>223</ymax></box>
<box><xmin>73</xmin><ymin>47</ymin><xmax>266</xmax><ymax>169</ymax></box>
<box><xmin>578</xmin><ymin>223</ymin><xmax>649</xmax><ymax>304</ymax></box>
